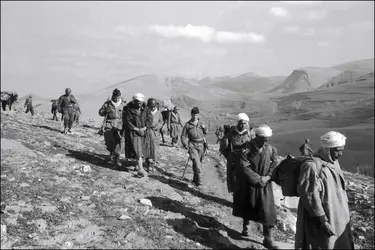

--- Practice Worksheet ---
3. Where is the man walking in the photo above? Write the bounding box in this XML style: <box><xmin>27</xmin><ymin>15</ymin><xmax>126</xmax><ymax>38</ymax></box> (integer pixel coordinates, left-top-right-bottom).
<box><xmin>57</xmin><ymin>88</ymin><xmax>78</xmax><ymax>134</ymax></box>
<box><xmin>295</xmin><ymin>131</ymin><xmax>354</xmax><ymax>249</ymax></box>
<box><xmin>181</xmin><ymin>107</ymin><xmax>207</xmax><ymax>187</ymax></box>
<box><xmin>51</xmin><ymin>99</ymin><xmax>59</xmax><ymax>121</ymax></box>
<box><xmin>143</xmin><ymin>98</ymin><xmax>163</xmax><ymax>171</ymax></box>
<box><xmin>24</xmin><ymin>95</ymin><xmax>34</xmax><ymax>116</ymax></box>
<box><xmin>168</xmin><ymin>106</ymin><xmax>183</xmax><ymax>147</ymax></box>
<box><xmin>98</xmin><ymin>88</ymin><xmax>125</xmax><ymax>167</ymax></box>
<box><xmin>232</xmin><ymin>124</ymin><xmax>279</xmax><ymax>249</ymax></box>
<box><xmin>299</xmin><ymin>138</ymin><xmax>314</xmax><ymax>156</ymax></box>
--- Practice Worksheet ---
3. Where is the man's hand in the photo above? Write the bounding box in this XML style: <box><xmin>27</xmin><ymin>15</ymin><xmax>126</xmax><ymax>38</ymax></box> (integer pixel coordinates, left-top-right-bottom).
<box><xmin>322</xmin><ymin>222</ymin><xmax>335</xmax><ymax>236</ymax></box>
<box><xmin>140</xmin><ymin>127</ymin><xmax>147</xmax><ymax>132</ymax></box>
<box><xmin>259</xmin><ymin>176</ymin><xmax>271</xmax><ymax>187</ymax></box>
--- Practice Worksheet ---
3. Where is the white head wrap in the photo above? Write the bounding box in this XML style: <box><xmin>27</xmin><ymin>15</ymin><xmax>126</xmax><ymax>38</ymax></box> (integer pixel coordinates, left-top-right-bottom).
<box><xmin>237</xmin><ymin>113</ymin><xmax>249</xmax><ymax>122</ymax></box>
<box><xmin>254</xmin><ymin>124</ymin><xmax>273</xmax><ymax>137</ymax></box>
<box><xmin>320</xmin><ymin>131</ymin><xmax>347</xmax><ymax>148</ymax></box>
<box><xmin>132</xmin><ymin>93</ymin><xmax>145</xmax><ymax>102</ymax></box>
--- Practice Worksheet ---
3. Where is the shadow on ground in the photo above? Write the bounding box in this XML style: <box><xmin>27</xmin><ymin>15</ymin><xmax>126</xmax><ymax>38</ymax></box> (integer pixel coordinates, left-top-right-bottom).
<box><xmin>31</xmin><ymin>124</ymin><xmax>62</xmax><ymax>133</ymax></box>
<box><xmin>64</xmin><ymin>148</ymin><xmax>135</xmax><ymax>171</ymax></box>
<box><xmin>150</xmin><ymin>168</ymin><xmax>232</xmax><ymax>208</ymax></box>
<box><xmin>148</xmin><ymin>196</ymin><xmax>262</xmax><ymax>249</ymax></box>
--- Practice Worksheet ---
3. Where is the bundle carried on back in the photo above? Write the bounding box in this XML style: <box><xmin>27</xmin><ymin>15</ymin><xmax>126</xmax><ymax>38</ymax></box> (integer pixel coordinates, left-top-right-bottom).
<box><xmin>271</xmin><ymin>155</ymin><xmax>324</xmax><ymax>197</ymax></box>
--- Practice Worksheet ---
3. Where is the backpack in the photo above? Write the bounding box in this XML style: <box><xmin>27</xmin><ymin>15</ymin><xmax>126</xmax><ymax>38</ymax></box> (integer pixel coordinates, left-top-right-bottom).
<box><xmin>272</xmin><ymin>155</ymin><xmax>324</xmax><ymax>197</ymax></box>
<box><xmin>298</xmin><ymin>144</ymin><xmax>305</xmax><ymax>154</ymax></box>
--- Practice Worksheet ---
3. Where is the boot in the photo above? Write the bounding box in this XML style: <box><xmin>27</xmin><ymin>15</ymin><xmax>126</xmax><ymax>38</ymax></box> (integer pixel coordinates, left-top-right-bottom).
<box><xmin>242</xmin><ymin>219</ymin><xmax>250</xmax><ymax>236</ymax></box>
<box><xmin>137</xmin><ymin>158</ymin><xmax>148</xmax><ymax>177</ymax></box>
<box><xmin>263</xmin><ymin>226</ymin><xmax>279</xmax><ymax>249</ymax></box>
<box><xmin>114</xmin><ymin>156</ymin><xmax>122</xmax><ymax>168</ymax></box>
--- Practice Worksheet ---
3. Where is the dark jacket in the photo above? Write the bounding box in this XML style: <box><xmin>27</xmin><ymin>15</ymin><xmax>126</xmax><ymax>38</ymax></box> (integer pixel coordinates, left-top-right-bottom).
<box><xmin>232</xmin><ymin>140</ymin><xmax>278</xmax><ymax>226</ymax></box>
<box><xmin>57</xmin><ymin>94</ymin><xmax>77</xmax><ymax>112</ymax></box>
<box><xmin>181</xmin><ymin>119</ymin><xmax>207</xmax><ymax>147</ymax></box>
<box><xmin>98</xmin><ymin>100</ymin><xmax>125</xmax><ymax>130</ymax></box>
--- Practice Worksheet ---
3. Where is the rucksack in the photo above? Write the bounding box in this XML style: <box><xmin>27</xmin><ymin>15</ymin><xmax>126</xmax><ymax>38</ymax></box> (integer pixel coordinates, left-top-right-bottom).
<box><xmin>272</xmin><ymin>155</ymin><xmax>324</xmax><ymax>197</ymax></box>
<box><xmin>298</xmin><ymin>144</ymin><xmax>305</xmax><ymax>154</ymax></box>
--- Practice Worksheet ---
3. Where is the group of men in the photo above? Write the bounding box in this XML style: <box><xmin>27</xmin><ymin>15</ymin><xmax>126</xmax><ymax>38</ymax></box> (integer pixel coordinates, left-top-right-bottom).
<box><xmin>21</xmin><ymin>88</ymin><xmax>81</xmax><ymax>135</ymax></box>
<box><xmin>98</xmin><ymin>88</ymin><xmax>207</xmax><ymax>184</ymax></box>
<box><xmin>15</xmin><ymin>86</ymin><xmax>355</xmax><ymax>249</ymax></box>
<box><xmin>219</xmin><ymin>113</ymin><xmax>354</xmax><ymax>249</ymax></box>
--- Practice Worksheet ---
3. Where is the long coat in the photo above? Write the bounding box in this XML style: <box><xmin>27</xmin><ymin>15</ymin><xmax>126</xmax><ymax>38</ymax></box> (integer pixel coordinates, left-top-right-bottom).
<box><xmin>142</xmin><ymin>108</ymin><xmax>162</xmax><ymax>160</ymax></box>
<box><xmin>295</xmin><ymin>147</ymin><xmax>354</xmax><ymax>249</ymax></box>
<box><xmin>220</xmin><ymin>127</ymin><xmax>252</xmax><ymax>193</ymax></box>
<box><xmin>168</xmin><ymin>111</ymin><xmax>182</xmax><ymax>138</ymax></box>
<box><xmin>123</xmin><ymin>102</ymin><xmax>153</xmax><ymax>159</ymax></box>
<box><xmin>232</xmin><ymin>140</ymin><xmax>278</xmax><ymax>226</ymax></box>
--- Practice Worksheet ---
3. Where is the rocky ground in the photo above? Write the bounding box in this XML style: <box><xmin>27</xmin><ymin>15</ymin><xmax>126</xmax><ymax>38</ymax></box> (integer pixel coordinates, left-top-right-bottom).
<box><xmin>1</xmin><ymin>108</ymin><xmax>373</xmax><ymax>249</ymax></box>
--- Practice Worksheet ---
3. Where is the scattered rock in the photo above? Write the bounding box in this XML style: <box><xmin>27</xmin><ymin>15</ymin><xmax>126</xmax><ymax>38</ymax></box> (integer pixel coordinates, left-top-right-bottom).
<box><xmin>187</xmin><ymin>197</ymin><xmax>200</xmax><ymax>205</ymax></box>
<box><xmin>359</xmin><ymin>227</ymin><xmax>367</xmax><ymax>233</ymax></box>
<box><xmin>219</xmin><ymin>230</ymin><xmax>228</xmax><ymax>238</ymax></box>
<box><xmin>20</xmin><ymin>183</ymin><xmax>30</xmax><ymax>188</ymax></box>
<box><xmin>139</xmin><ymin>198</ymin><xmax>152</xmax><ymax>207</ymax></box>
<box><xmin>358</xmin><ymin>235</ymin><xmax>365</xmax><ymax>240</ymax></box>
<box><xmin>64</xmin><ymin>241</ymin><xmax>73</xmax><ymax>248</ymax></box>
<box><xmin>80</xmin><ymin>196</ymin><xmax>91</xmax><ymax>201</ymax></box>
<box><xmin>81</xmin><ymin>165</ymin><xmax>91</xmax><ymax>172</ymax></box>
<box><xmin>165</xmin><ymin>235</ymin><xmax>173</xmax><ymax>239</ymax></box>
<box><xmin>124</xmin><ymin>231</ymin><xmax>137</xmax><ymax>241</ymax></box>
<box><xmin>118</xmin><ymin>215</ymin><xmax>132</xmax><ymax>220</ymax></box>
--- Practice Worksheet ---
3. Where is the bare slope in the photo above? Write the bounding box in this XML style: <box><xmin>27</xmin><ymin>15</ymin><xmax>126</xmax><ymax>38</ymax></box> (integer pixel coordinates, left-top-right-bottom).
<box><xmin>198</xmin><ymin>73</ymin><xmax>285</xmax><ymax>93</ymax></box>
<box><xmin>269</xmin><ymin>73</ymin><xmax>374</xmax><ymax>172</ymax></box>
<box><xmin>268</xmin><ymin>67</ymin><xmax>342</xmax><ymax>94</ymax></box>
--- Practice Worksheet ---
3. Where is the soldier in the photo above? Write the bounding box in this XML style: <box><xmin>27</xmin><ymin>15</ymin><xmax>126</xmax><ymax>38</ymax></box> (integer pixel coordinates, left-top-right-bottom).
<box><xmin>168</xmin><ymin>106</ymin><xmax>183</xmax><ymax>147</ymax></box>
<box><xmin>57</xmin><ymin>88</ymin><xmax>78</xmax><ymax>134</ymax></box>
<box><xmin>181</xmin><ymin>107</ymin><xmax>207</xmax><ymax>187</ymax></box>
<box><xmin>98</xmin><ymin>88</ymin><xmax>125</xmax><ymax>167</ymax></box>
<box><xmin>299</xmin><ymin>138</ymin><xmax>314</xmax><ymax>156</ymax></box>
<box><xmin>143</xmin><ymin>98</ymin><xmax>164</xmax><ymax>171</ymax></box>
<box><xmin>24</xmin><ymin>95</ymin><xmax>34</xmax><ymax>116</ymax></box>
<box><xmin>215</xmin><ymin>126</ymin><xmax>223</xmax><ymax>144</ymax></box>
<box><xmin>51</xmin><ymin>99</ymin><xmax>59</xmax><ymax>121</ymax></box>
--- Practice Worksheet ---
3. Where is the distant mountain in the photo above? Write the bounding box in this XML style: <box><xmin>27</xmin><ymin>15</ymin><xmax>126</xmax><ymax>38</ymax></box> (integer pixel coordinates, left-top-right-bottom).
<box><xmin>319</xmin><ymin>69</ymin><xmax>374</xmax><ymax>89</ymax></box>
<box><xmin>198</xmin><ymin>73</ymin><xmax>286</xmax><ymax>93</ymax></box>
<box><xmin>332</xmin><ymin>58</ymin><xmax>374</xmax><ymax>71</ymax></box>
<box><xmin>268</xmin><ymin>67</ymin><xmax>342</xmax><ymax>94</ymax></box>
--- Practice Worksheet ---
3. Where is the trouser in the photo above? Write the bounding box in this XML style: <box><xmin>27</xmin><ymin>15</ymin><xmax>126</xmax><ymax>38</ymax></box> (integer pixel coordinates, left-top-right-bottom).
<box><xmin>52</xmin><ymin>107</ymin><xmax>58</xmax><ymax>121</ymax></box>
<box><xmin>188</xmin><ymin>141</ymin><xmax>205</xmax><ymax>185</ymax></box>
<box><xmin>25</xmin><ymin>106</ymin><xmax>34</xmax><ymax>115</ymax></box>
<box><xmin>63</xmin><ymin>107</ymin><xmax>76</xmax><ymax>130</ymax></box>
<box><xmin>103</xmin><ymin>127</ymin><xmax>122</xmax><ymax>158</ymax></box>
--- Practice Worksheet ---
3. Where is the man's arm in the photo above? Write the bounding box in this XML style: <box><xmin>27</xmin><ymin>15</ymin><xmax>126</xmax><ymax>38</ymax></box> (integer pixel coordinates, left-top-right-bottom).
<box><xmin>167</xmin><ymin>111</ymin><xmax>172</xmax><ymax>131</ymax></box>
<box><xmin>98</xmin><ymin>102</ymin><xmax>108</xmax><ymax>117</ymax></box>
<box><xmin>69</xmin><ymin>94</ymin><xmax>77</xmax><ymax>104</ymax></box>
<box><xmin>180</xmin><ymin>123</ymin><xmax>188</xmax><ymax>148</ymax></box>
<box><xmin>298</xmin><ymin>161</ymin><xmax>326</xmax><ymax>218</ymax></box>
<box><xmin>145</xmin><ymin>109</ymin><xmax>153</xmax><ymax>129</ymax></box>
<box><xmin>266</xmin><ymin>146</ymin><xmax>278</xmax><ymax>177</ymax></box>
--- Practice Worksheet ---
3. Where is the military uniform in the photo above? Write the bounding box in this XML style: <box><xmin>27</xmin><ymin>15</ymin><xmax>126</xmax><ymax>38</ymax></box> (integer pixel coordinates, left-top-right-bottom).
<box><xmin>24</xmin><ymin>96</ymin><xmax>34</xmax><ymax>116</ymax></box>
<box><xmin>57</xmin><ymin>92</ymin><xmax>78</xmax><ymax>133</ymax></box>
<box><xmin>98</xmin><ymin>92</ymin><xmax>125</xmax><ymax>164</ymax></box>
<box><xmin>181</xmin><ymin>111</ymin><xmax>207</xmax><ymax>186</ymax></box>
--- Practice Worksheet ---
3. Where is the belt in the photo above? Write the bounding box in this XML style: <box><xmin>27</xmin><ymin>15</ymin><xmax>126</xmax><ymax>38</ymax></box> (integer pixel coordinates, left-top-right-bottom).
<box><xmin>189</xmin><ymin>139</ymin><xmax>204</xmax><ymax>143</ymax></box>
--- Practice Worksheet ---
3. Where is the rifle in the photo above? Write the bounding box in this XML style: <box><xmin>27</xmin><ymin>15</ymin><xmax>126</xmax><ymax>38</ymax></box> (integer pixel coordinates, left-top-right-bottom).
<box><xmin>180</xmin><ymin>156</ymin><xmax>191</xmax><ymax>180</ymax></box>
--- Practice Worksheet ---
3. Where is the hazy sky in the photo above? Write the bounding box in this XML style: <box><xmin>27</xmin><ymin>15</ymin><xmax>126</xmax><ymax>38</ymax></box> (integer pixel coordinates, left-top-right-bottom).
<box><xmin>1</xmin><ymin>1</ymin><xmax>374</xmax><ymax>98</ymax></box>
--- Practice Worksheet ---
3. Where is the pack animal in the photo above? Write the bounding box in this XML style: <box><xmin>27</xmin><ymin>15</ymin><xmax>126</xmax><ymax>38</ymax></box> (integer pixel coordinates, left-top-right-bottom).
<box><xmin>159</xmin><ymin>109</ymin><xmax>171</xmax><ymax>144</ymax></box>
<box><xmin>1</xmin><ymin>91</ymin><xmax>18</xmax><ymax>111</ymax></box>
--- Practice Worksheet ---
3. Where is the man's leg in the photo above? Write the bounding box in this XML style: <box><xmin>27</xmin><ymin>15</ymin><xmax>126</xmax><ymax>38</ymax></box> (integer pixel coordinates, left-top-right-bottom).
<box><xmin>103</xmin><ymin>129</ymin><xmax>115</xmax><ymax>160</ymax></box>
<box><xmin>263</xmin><ymin>225</ymin><xmax>279</xmax><ymax>249</ymax></box>
<box><xmin>68</xmin><ymin>109</ymin><xmax>75</xmax><ymax>132</ymax></box>
<box><xmin>113</xmin><ymin>128</ymin><xmax>122</xmax><ymax>167</ymax></box>
<box><xmin>30</xmin><ymin>107</ymin><xmax>34</xmax><ymax>116</ymax></box>
<box><xmin>189</xmin><ymin>143</ymin><xmax>203</xmax><ymax>186</ymax></box>
<box><xmin>63</xmin><ymin>110</ymin><xmax>70</xmax><ymax>133</ymax></box>
<box><xmin>242</xmin><ymin>219</ymin><xmax>250</xmax><ymax>236</ymax></box>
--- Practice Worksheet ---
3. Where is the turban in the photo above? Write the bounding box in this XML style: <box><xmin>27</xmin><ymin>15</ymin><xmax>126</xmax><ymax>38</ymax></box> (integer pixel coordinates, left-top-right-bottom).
<box><xmin>112</xmin><ymin>88</ymin><xmax>121</xmax><ymax>97</ymax></box>
<box><xmin>254</xmin><ymin>124</ymin><xmax>273</xmax><ymax>137</ymax></box>
<box><xmin>133</xmin><ymin>93</ymin><xmax>145</xmax><ymax>102</ymax></box>
<box><xmin>237</xmin><ymin>113</ymin><xmax>249</xmax><ymax>122</ymax></box>
<box><xmin>320</xmin><ymin>131</ymin><xmax>347</xmax><ymax>148</ymax></box>
<box><xmin>191</xmin><ymin>107</ymin><xmax>199</xmax><ymax>114</ymax></box>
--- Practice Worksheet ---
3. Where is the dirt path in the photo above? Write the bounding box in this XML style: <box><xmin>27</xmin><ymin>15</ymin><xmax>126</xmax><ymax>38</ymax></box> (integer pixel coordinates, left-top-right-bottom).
<box><xmin>0</xmin><ymin>108</ymin><xmax>292</xmax><ymax>249</ymax></box>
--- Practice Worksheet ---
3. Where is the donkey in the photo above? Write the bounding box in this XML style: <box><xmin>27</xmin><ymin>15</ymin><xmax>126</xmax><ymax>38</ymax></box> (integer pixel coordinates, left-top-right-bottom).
<box><xmin>1</xmin><ymin>91</ymin><xmax>18</xmax><ymax>111</ymax></box>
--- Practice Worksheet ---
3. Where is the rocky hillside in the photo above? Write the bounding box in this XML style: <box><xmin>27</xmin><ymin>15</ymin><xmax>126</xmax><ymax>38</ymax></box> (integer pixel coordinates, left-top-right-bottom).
<box><xmin>1</xmin><ymin>107</ymin><xmax>374</xmax><ymax>249</ymax></box>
